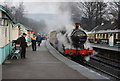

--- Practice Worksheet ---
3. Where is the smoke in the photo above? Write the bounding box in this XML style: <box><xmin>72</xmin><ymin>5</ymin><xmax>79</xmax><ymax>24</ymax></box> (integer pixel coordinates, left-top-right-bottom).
<box><xmin>42</xmin><ymin>2</ymin><xmax>75</xmax><ymax>33</ymax></box>
<box><xmin>21</xmin><ymin>2</ymin><xmax>76</xmax><ymax>34</ymax></box>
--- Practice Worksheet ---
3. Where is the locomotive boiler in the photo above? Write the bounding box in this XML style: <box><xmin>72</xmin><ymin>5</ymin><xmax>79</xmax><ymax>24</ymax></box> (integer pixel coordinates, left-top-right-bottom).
<box><xmin>49</xmin><ymin>23</ymin><xmax>94</xmax><ymax>61</ymax></box>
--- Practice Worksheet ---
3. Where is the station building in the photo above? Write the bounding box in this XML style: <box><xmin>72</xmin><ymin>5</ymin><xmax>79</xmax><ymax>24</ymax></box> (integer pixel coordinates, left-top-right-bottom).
<box><xmin>0</xmin><ymin>5</ymin><xmax>17</xmax><ymax>64</ymax></box>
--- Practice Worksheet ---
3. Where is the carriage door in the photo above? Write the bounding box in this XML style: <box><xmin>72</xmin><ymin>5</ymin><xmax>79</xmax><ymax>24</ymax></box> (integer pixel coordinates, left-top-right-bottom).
<box><xmin>109</xmin><ymin>33</ymin><xmax>114</xmax><ymax>46</ymax></box>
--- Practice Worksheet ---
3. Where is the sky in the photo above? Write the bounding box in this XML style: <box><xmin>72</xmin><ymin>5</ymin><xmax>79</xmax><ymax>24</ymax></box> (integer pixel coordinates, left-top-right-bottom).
<box><xmin>0</xmin><ymin>0</ymin><xmax>65</xmax><ymax>14</ymax></box>
<box><xmin>0</xmin><ymin>0</ymin><xmax>119</xmax><ymax>14</ymax></box>
<box><xmin>0</xmin><ymin>0</ymin><xmax>119</xmax><ymax>32</ymax></box>
<box><xmin>24</xmin><ymin>2</ymin><xmax>60</xmax><ymax>14</ymax></box>
<box><xmin>0</xmin><ymin>0</ymin><xmax>119</xmax><ymax>2</ymax></box>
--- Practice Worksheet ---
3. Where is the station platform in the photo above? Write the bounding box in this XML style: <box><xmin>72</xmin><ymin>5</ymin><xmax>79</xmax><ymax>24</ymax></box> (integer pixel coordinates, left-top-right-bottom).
<box><xmin>2</xmin><ymin>40</ymin><xmax>108</xmax><ymax>80</ymax></box>
<box><xmin>90</xmin><ymin>43</ymin><xmax>120</xmax><ymax>52</ymax></box>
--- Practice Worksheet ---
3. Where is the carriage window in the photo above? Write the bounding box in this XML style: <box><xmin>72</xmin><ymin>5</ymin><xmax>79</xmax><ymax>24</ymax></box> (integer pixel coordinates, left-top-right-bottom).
<box><xmin>108</xmin><ymin>34</ymin><xmax>110</xmax><ymax>38</ymax></box>
<box><xmin>96</xmin><ymin>34</ymin><xmax>98</xmax><ymax>38</ymax></box>
<box><xmin>105</xmin><ymin>34</ymin><xmax>107</xmax><ymax>39</ymax></box>
<box><xmin>96</xmin><ymin>34</ymin><xmax>97</xmax><ymax>38</ymax></box>
<box><xmin>100</xmin><ymin>34</ymin><xmax>101</xmax><ymax>39</ymax></box>
<box><xmin>103</xmin><ymin>34</ymin><xmax>104</xmax><ymax>39</ymax></box>
<box><xmin>116</xmin><ymin>33</ymin><xmax>118</xmax><ymax>39</ymax></box>
<box><xmin>101</xmin><ymin>34</ymin><xmax>103</xmax><ymax>39</ymax></box>
<box><xmin>118</xmin><ymin>33</ymin><xmax>120</xmax><ymax>39</ymax></box>
<box><xmin>92</xmin><ymin>34</ymin><xmax>94</xmax><ymax>39</ymax></box>
<box><xmin>99</xmin><ymin>34</ymin><xmax>100</xmax><ymax>39</ymax></box>
<box><xmin>112</xmin><ymin>34</ymin><xmax>114</xmax><ymax>38</ymax></box>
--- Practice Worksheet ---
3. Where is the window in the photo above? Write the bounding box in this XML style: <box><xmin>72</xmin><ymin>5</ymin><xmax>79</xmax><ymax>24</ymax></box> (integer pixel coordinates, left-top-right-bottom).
<box><xmin>96</xmin><ymin>34</ymin><xmax>97</xmax><ymax>39</ymax></box>
<box><xmin>112</xmin><ymin>34</ymin><xmax>114</xmax><ymax>38</ymax></box>
<box><xmin>105</xmin><ymin>34</ymin><xmax>107</xmax><ymax>39</ymax></box>
<box><xmin>119</xmin><ymin>33</ymin><xmax>120</xmax><ymax>39</ymax></box>
<box><xmin>0</xmin><ymin>18</ymin><xmax>8</xmax><ymax>26</ymax></box>
<box><xmin>0</xmin><ymin>18</ymin><xmax>3</xmax><ymax>26</ymax></box>
<box><xmin>98</xmin><ymin>34</ymin><xmax>100</xmax><ymax>39</ymax></box>
<box><xmin>101</xmin><ymin>34</ymin><xmax>103</xmax><ymax>39</ymax></box>
<box><xmin>4</xmin><ymin>19</ymin><xmax>8</xmax><ymax>26</ymax></box>
<box><xmin>108</xmin><ymin>34</ymin><xmax>110</xmax><ymax>38</ymax></box>
<box><xmin>5</xmin><ymin>27</ymin><xmax>7</xmax><ymax>37</ymax></box>
<box><xmin>0</xmin><ymin>18</ymin><xmax>2</xmax><ymax>25</ymax></box>
<box><xmin>116</xmin><ymin>33</ymin><xmax>118</xmax><ymax>39</ymax></box>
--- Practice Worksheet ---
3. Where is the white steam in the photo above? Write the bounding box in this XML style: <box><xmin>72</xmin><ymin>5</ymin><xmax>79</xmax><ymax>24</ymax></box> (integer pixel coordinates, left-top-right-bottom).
<box><xmin>43</xmin><ymin>2</ymin><xmax>75</xmax><ymax>33</ymax></box>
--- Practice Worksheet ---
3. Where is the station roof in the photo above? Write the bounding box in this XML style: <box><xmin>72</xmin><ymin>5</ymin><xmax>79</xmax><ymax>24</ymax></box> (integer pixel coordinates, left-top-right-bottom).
<box><xmin>92</xmin><ymin>22</ymin><xmax>118</xmax><ymax>32</ymax></box>
<box><xmin>0</xmin><ymin>5</ymin><xmax>15</xmax><ymax>23</ymax></box>
<box><xmin>13</xmin><ymin>23</ymin><xmax>32</xmax><ymax>31</ymax></box>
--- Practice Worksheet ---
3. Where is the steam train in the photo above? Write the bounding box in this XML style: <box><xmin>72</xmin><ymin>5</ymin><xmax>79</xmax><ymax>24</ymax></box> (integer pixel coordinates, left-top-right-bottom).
<box><xmin>88</xmin><ymin>30</ymin><xmax>120</xmax><ymax>47</ymax></box>
<box><xmin>49</xmin><ymin>24</ymin><xmax>94</xmax><ymax>61</ymax></box>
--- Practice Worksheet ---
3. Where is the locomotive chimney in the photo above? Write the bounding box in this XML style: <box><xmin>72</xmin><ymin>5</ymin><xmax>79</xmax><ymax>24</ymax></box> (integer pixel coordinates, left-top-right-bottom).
<box><xmin>75</xmin><ymin>23</ymin><xmax>80</xmax><ymax>29</ymax></box>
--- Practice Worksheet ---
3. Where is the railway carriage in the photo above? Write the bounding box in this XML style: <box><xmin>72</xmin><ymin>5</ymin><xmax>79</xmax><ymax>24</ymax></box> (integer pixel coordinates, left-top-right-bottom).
<box><xmin>49</xmin><ymin>31</ymin><xmax>58</xmax><ymax>49</ymax></box>
<box><xmin>88</xmin><ymin>23</ymin><xmax>120</xmax><ymax>47</ymax></box>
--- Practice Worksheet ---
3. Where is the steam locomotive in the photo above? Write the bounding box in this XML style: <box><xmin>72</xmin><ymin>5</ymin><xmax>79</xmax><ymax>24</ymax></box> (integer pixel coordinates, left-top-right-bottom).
<box><xmin>49</xmin><ymin>23</ymin><xmax>94</xmax><ymax>61</ymax></box>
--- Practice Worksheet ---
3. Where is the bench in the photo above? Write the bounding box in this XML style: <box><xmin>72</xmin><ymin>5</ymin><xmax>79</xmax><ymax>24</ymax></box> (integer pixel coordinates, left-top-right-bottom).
<box><xmin>11</xmin><ymin>49</ymin><xmax>21</xmax><ymax>59</ymax></box>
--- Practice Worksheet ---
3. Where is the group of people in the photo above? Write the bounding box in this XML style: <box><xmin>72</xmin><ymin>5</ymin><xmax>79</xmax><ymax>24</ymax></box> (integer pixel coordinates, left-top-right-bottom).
<box><xmin>31</xmin><ymin>33</ymin><xmax>42</xmax><ymax>51</ymax></box>
<box><xmin>16</xmin><ymin>33</ymin><xmax>42</xmax><ymax>59</ymax></box>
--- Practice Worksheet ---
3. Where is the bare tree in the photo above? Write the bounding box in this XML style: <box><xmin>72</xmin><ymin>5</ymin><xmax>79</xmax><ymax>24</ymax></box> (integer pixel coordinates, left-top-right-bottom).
<box><xmin>108</xmin><ymin>1</ymin><xmax>120</xmax><ymax>29</ymax></box>
<box><xmin>73</xmin><ymin>2</ymin><xmax>107</xmax><ymax>31</ymax></box>
<box><xmin>13</xmin><ymin>2</ymin><xmax>24</xmax><ymax>23</ymax></box>
<box><xmin>115</xmin><ymin>1</ymin><xmax>120</xmax><ymax>29</ymax></box>
<box><xmin>69</xmin><ymin>2</ymin><xmax>83</xmax><ymax>23</ymax></box>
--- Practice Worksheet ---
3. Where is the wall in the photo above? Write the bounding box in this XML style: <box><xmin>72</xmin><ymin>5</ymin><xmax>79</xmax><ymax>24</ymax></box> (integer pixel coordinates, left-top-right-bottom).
<box><xmin>0</xmin><ymin>44</ymin><xmax>12</xmax><ymax>64</ymax></box>
<box><xmin>12</xmin><ymin>27</ymin><xmax>19</xmax><ymax>41</ymax></box>
<box><xmin>0</xmin><ymin>11</ymin><xmax>14</xmax><ymax>64</ymax></box>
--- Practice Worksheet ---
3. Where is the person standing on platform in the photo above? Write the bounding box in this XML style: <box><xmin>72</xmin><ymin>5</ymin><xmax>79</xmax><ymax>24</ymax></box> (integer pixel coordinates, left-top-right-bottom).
<box><xmin>17</xmin><ymin>33</ymin><xmax>27</xmax><ymax>59</ymax></box>
<box><xmin>37</xmin><ymin>33</ymin><xmax>42</xmax><ymax>46</ymax></box>
<box><xmin>31</xmin><ymin>34</ymin><xmax>37</xmax><ymax>51</ymax></box>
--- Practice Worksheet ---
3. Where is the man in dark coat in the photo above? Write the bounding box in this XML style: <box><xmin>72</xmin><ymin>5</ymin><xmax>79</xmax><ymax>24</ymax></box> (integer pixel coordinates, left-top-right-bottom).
<box><xmin>37</xmin><ymin>33</ymin><xmax>42</xmax><ymax>46</ymax></box>
<box><xmin>17</xmin><ymin>33</ymin><xmax>27</xmax><ymax>59</ymax></box>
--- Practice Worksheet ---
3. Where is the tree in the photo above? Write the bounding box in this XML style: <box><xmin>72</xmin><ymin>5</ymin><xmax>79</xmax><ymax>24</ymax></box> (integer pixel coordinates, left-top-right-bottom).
<box><xmin>107</xmin><ymin>1</ymin><xmax>120</xmax><ymax>29</ymax></box>
<box><xmin>13</xmin><ymin>2</ymin><xmax>24</xmax><ymax>23</ymax></box>
<box><xmin>74</xmin><ymin>2</ymin><xmax>107</xmax><ymax>31</ymax></box>
<box><xmin>69</xmin><ymin>2</ymin><xmax>83</xmax><ymax>23</ymax></box>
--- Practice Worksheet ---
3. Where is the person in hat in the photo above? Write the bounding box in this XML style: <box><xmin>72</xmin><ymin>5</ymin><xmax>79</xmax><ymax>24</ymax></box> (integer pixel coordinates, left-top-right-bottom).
<box><xmin>31</xmin><ymin>34</ymin><xmax>37</xmax><ymax>51</ymax></box>
<box><xmin>17</xmin><ymin>33</ymin><xmax>27</xmax><ymax>59</ymax></box>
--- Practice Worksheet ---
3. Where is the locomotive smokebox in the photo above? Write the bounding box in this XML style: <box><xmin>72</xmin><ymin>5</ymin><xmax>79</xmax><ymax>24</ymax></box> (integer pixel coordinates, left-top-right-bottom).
<box><xmin>71</xmin><ymin>30</ymin><xmax>87</xmax><ymax>48</ymax></box>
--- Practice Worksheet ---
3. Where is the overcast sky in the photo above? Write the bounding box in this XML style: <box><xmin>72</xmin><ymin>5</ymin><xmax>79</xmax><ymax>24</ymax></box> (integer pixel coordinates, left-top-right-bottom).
<box><xmin>24</xmin><ymin>2</ymin><xmax>60</xmax><ymax>14</ymax></box>
<box><xmin>0</xmin><ymin>0</ymin><xmax>63</xmax><ymax>14</ymax></box>
<box><xmin>0</xmin><ymin>0</ymin><xmax>119</xmax><ymax>14</ymax></box>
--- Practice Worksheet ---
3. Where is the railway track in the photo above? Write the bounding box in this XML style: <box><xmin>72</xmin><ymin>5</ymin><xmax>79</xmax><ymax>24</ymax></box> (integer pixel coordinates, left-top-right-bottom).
<box><xmin>96</xmin><ymin>54</ymin><xmax>120</xmax><ymax>65</ymax></box>
<box><xmin>59</xmin><ymin>51</ymin><xmax>120</xmax><ymax>80</ymax></box>
<box><xmin>51</xmin><ymin>44</ymin><xmax>120</xmax><ymax>80</ymax></box>
<box><xmin>92</xmin><ymin>55</ymin><xmax>120</xmax><ymax>69</ymax></box>
<box><xmin>63</xmin><ymin>53</ymin><xmax>120</xmax><ymax>80</ymax></box>
<box><xmin>84</xmin><ymin>56</ymin><xmax>120</xmax><ymax>80</ymax></box>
